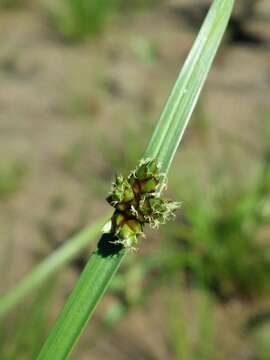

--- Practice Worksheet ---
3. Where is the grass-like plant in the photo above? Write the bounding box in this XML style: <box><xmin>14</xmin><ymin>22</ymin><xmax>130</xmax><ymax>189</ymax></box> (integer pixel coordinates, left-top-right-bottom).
<box><xmin>0</xmin><ymin>215</ymin><xmax>109</xmax><ymax>318</ymax></box>
<box><xmin>170</xmin><ymin>173</ymin><xmax>270</xmax><ymax>299</ymax></box>
<box><xmin>52</xmin><ymin>0</ymin><xmax>119</xmax><ymax>39</ymax></box>
<box><xmin>50</xmin><ymin>0</ymin><xmax>163</xmax><ymax>39</ymax></box>
<box><xmin>1</xmin><ymin>0</ymin><xmax>235</xmax><ymax>358</ymax></box>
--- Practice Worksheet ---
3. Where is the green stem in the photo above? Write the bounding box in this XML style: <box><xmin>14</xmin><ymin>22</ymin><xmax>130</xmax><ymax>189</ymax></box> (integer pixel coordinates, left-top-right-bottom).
<box><xmin>37</xmin><ymin>235</ymin><xmax>125</xmax><ymax>360</ymax></box>
<box><xmin>37</xmin><ymin>1</ymin><xmax>235</xmax><ymax>358</ymax></box>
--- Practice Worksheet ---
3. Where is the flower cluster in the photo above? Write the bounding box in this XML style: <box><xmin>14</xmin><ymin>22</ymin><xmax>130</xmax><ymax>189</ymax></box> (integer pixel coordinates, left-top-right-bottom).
<box><xmin>102</xmin><ymin>158</ymin><xmax>180</xmax><ymax>250</ymax></box>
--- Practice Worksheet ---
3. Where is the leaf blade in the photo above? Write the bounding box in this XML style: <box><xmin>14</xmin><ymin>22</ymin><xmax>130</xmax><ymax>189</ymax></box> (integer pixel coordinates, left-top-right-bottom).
<box><xmin>145</xmin><ymin>0</ymin><xmax>234</xmax><ymax>174</ymax></box>
<box><xmin>37</xmin><ymin>237</ymin><xmax>125</xmax><ymax>360</ymax></box>
<box><xmin>37</xmin><ymin>1</ymin><xmax>235</xmax><ymax>358</ymax></box>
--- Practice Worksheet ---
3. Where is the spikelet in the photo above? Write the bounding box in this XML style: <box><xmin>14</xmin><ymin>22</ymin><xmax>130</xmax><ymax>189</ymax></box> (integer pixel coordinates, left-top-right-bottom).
<box><xmin>103</xmin><ymin>158</ymin><xmax>180</xmax><ymax>250</ymax></box>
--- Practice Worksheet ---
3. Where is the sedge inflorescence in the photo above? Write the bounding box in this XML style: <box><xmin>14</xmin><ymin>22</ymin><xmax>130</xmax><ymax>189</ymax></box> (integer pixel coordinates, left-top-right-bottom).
<box><xmin>102</xmin><ymin>158</ymin><xmax>180</xmax><ymax>250</ymax></box>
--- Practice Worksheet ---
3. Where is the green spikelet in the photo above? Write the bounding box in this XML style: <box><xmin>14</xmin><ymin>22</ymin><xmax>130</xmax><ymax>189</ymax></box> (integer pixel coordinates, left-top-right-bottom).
<box><xmin>103</xmin><ymin>158</ymin><xmax>180</xmax><ymax>250</ymax></box>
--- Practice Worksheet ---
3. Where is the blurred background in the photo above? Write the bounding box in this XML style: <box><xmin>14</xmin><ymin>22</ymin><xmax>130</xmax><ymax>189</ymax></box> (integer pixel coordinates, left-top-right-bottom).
<box><xmin>0</xmin><ymin>0</ymin><xmax>270</xmax><ymax>359</ymax></box>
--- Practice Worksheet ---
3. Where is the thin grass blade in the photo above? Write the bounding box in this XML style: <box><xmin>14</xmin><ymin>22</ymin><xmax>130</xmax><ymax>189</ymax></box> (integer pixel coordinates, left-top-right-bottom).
<box><xmin>0</xmin><ymin>215</ymin><xmax>110</xmax><ymax>318</ymax></box>
<box><xmin>144</xmin><ymin>0</ymin><xmax>234</xmax><ymax>174</ymax></box>
<box><xmin>38</xmin><ymin>1</ymin><xmax>235</xmax><ymax>358</ymax></box>
<box><xmin>37</xmin><ymin>236</ymin><xmax>125</xmax><ymax>360</ymax></box>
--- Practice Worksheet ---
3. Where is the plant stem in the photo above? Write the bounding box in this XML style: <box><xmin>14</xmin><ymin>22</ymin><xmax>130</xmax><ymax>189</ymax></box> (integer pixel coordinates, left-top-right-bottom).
<box><xmin>37</xmin><ymin>1</ymin><xmax>235</xmax><ymax>358</ymax></box>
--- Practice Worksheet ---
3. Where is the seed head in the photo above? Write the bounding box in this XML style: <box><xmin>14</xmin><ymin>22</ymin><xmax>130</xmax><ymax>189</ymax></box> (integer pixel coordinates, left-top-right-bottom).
<box><xmin>103</xmin><ymin>158</ymin><xmax>180</xmax><ymax>250</ymax></box>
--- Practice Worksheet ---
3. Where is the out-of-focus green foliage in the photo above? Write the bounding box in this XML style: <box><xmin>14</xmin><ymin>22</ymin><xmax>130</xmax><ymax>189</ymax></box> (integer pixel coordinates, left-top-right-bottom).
<box><xmin>48</xmin><ymin>0</ymin><xmax>164</xmax><ymax>40</ymax></box>
<box><xmin>167</xmin><ymin>127</ymin><xmax>270</xmax><ymax>299</ymax></box>
<box><xmin>167</xmin><ymin>288</ymin><xmax>214</xmax><ymax>360</ymax></box>
<box><xmin>51</xmin><ymin>0</ymin><xmax>119</xmax><ymax>39</ymax></box>
<box><xmin>0</xmin><ymin>216</ymin><xmax>108</xmax><ymax>318</ymax></box>
<box><xmin>0</xmin><ymin>282</ymin><xmax>55</xmax><ymax>360</ymax></box>
<box><xmin>0</xmin><ymin>162</ymin><xmax>25</xmax><ymax>200</ymax></box>
<box><xmin>172</xmin><ymin>176</ymin><xmax>270</xmax><ymax>299</ymax></box>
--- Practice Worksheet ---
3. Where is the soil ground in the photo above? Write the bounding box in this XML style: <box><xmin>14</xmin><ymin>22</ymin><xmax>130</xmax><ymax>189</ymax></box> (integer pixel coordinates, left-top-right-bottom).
<box><xmin>0</xmin><ymin>0</ymin><xmax>270</xmax><ymax>359</ymax></box>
